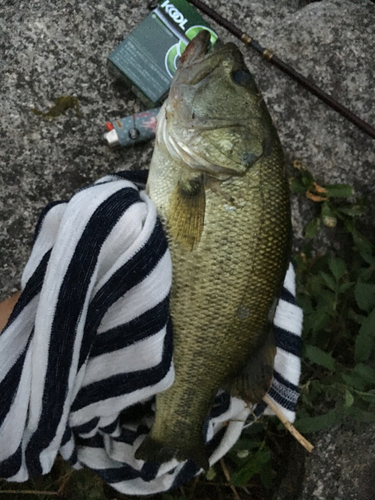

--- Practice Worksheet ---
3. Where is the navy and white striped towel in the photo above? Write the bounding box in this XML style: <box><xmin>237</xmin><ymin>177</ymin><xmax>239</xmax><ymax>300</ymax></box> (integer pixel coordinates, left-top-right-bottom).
<box><xmin>0</xmin><ymin>170</ymin><xmax>303</xmax><ymax>495</ymax></box>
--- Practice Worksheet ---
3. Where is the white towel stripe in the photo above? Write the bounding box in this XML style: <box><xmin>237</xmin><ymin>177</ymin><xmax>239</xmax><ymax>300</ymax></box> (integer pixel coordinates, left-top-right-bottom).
<box><xmin>0</xmin><ymin>171</ymin><xmax>303</xmax><ymax>494</ymax></box>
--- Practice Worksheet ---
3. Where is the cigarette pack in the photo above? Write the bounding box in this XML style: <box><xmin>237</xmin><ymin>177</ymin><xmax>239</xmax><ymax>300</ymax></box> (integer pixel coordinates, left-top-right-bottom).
<box><xmin>108</xmin><ymin>0</ymin><xmax>217</xmax><ymax>108</ymax></box>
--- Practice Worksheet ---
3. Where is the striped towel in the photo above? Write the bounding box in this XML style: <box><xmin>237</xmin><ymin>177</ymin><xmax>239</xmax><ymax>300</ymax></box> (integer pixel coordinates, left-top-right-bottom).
<box><xmin>0</xmin><ymin>170</ymin><xmax>303</xmax><ymax>495</ymax></box>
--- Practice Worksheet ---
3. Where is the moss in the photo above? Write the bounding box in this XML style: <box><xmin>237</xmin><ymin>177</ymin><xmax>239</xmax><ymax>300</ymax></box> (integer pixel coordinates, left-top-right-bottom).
<box><xmin>31</xmin><ymin>96</ymin><xmax>81</xmax><ymax>120</ymax></box>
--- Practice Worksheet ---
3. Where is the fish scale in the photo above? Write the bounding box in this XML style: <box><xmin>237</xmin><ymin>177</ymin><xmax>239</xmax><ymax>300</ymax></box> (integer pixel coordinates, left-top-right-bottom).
<box><xmin>135</xmin><ymin>31</ymin><xmax>291</xmax><ymax>470</ymax></box>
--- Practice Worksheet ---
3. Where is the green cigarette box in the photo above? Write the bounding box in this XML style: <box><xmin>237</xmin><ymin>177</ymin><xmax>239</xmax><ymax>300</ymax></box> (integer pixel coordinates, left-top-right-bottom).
<box><xmin>108</xmin><ymin>0</ymin><xmax>217</xmax><ymax>108</ymax></box>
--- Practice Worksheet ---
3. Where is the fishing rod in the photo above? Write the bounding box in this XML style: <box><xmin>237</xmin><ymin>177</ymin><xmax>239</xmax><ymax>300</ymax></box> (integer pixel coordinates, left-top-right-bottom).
<box><xmin>185</xmin><ymin>0</ymin><xmax>375</xmax><ymax>140</ymax></box>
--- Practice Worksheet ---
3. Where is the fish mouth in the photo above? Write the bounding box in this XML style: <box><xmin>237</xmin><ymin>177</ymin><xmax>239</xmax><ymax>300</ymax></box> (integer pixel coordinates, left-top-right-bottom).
<box><xmin>160</xmin><ymin>32</ymin><xmax>263</xmax><ymax>177</ymax></box>
<box><xmin>179</xmin><ymin>30</ymin><xmax>211</xmax><ymax>67</ymax></box>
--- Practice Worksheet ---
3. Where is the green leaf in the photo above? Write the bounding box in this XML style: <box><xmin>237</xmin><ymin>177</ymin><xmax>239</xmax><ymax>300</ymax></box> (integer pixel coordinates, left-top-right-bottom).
<box><xmin>348</xmin><ymin>308</ymin><xmax>366</xmax><ymax>325</ymax></box>
<box><xmin>321</xmin><ymin>272</ymin><xmax>336</xmax><ymax>291</ymax></box>
<box><xmin>299</xmin><ymin>169</ymin><xmax>315</xmax><ymax>186</ymax></box>
<box><xmin>360</xmin><ymin>253</ymin><xmax>375</xmax><ymax>266</ymax></box>
<box><xmin>305</xmin><ymin>217</ymin><xmax>321</xmax><ymax>238</ymax></box>
<box><xmin>354</xmin><ymin>363</ymin><xmax>375</xmax><ymax>383</ymax></box>
<box><xmin>354</xmin><ymin>282</ymin><xmax>375</xmax><ymax>312</ymax></box>
<box><xmin>337</xmin><ymin>204</ymin><xmax>367</xmax><ymax>218</ymax></box>
<box><xmin>344</xmin><ymin>390</ymin><xmax>354</xmax><ymax>408</ymax></box>
<box><xmin>341</xmin><ymin>372</ymin><xmax>367</xmax><ymax>391</ymax></box>
<box><xmin>230</xmin><ymin>447</ymin><xmax>270</xmax><ymax>486</ymax></box>
<box><xmin>259</xmin><ymin>456</ymin><xmax>273</xmax><ymax>489</ymax></box>
<box><xmin>309</xmin><ymin>273</ymin><xmax>327</xmax><ymax>295</ymax></box>
<box><xmin>359</xmin><ymin>266</ymin><xmax>375</xmax><ymax>283</ymax></box>
<box><xmin>230</xmin><ymin>461</ymin><xmax>258</xmax><ymax>486</ymax></box>
<box><xmin>346</xmin><ymin>406</ymin><xmax>375</xmax><ymax>422</ymax></box>
<box><xmin>328</xmin><ymin>257</ymin><xmax>346</xmax><ymax>281</ymax></box>
<box><xmin>350</xmin><ymin>225</ymin><xmax>374</xmax><ymax>256</ymax></box>
<box><xmin>321</xmin><ymin>201</ymin><xmax>337</xmax><ymax>228</ymax></box>
<box><xmin>339</xmin><ymin>282</ymin><xmax>354</xmax><ymax>293</ymax></box>
<box><xmin>304</xmin><ymin>345</ymin><xmax>335</xmax><ymax>371</ymax></box>
<box><xmin>230</xmin><ymin>438</ymin><xmax>262</xmax><ymax>453</ymax></box>
<box><xmin>354</xmin><ymin>390</ymin><xmax>375</xmax><ymax>404</ymax></box>
<box><xmin>317</xmin><ymin>294</ymin><xmax>337</xmax><ymax>315</ymax></box>
<box><xmin>325</xmin><ymin>184</ymin><xmax>354</xmax><ymax>198</ymax></box>
<box><xmin>307</xmin><ymin>308</ymin><xmax>332</xmax><ymax>336</ymax></box>
<box><xmin>290</xmin><ymin>178</ymin><xmax>309</xmax><ymax>194</ymax></box>
<box><xmin>295</xmin><ymin>410</ymin><xmax>339</xmax><ymax>433</ymax></box>
<box><xmin>355</xmin><ymin>309</ymin><xmax>375</xmax><ymax>362</ymax></box>
<box><xmin>205</xmin><ymin>467</ymin><xmax>216</xmax><ymax>481</ymax></box>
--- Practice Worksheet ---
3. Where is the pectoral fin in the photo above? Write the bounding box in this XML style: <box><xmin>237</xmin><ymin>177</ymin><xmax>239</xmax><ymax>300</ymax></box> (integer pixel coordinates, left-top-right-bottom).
<box><xmin>168</xmin><ymin>176</ymin><xmax>205</xmax><ymax>250</ymax></box>
<box><xmin>228</xmin><ymin>325</ymin><xmax>276</xmax><ymax>404</ymax></box>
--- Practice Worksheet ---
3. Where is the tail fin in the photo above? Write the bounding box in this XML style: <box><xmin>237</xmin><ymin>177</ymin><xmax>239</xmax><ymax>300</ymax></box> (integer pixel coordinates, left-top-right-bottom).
<box><xmin>135</xmin><ymin>435</ymin><xmax>209</xmax><ymax>471</ymax></box>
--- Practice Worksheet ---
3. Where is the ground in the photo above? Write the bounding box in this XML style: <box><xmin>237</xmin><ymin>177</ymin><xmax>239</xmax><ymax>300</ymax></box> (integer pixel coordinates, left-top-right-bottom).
<box><xmin>1</xmin><ymin>0</ymin><xmax>375</xmax><ymax>498</ymax></box>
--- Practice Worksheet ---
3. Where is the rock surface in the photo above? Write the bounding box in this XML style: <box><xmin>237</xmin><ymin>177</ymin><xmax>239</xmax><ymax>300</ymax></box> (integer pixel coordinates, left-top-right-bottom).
<box><xmin>300</xmin><ymin>423</ymin><xmax>375</xmax><ymax>500</ymax></box>
<box><xmin>1</xmin><ymin>0</ymin><xmax>374</xmax><ymax>498</ymax></box>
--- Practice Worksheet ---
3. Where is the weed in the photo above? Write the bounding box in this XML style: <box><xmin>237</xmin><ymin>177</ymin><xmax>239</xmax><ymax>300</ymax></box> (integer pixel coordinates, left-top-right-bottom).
<box><xmin>291</xmin><ymin>161</ymin><xmax>375</xmax><ymax>434</ymax></box>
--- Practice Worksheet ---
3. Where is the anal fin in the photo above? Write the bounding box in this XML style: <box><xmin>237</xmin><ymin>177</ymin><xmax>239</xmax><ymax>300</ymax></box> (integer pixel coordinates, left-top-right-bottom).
<box><xmin>228</xmin><ymin>325</ymin><xmax>276</xmax><ymax>404</ymax></box>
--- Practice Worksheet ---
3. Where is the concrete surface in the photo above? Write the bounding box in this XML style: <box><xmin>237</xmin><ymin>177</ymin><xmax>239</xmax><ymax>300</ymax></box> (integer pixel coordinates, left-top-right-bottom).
<box><xmin>1</xmin><ymin>0</ymin><xmax>375</xmax><ymax>498</ymax></box>
<box><xmin>300</xmin><ymin>424</ymin><xmax>375</xmax><ymax>500</ymax></box>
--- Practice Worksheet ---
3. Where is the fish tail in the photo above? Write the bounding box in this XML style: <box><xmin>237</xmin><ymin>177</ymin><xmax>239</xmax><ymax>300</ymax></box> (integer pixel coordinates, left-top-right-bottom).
<box><xmin>135</xmin><ymin>435</ymin><xmax>209</xmax><ymax>471</ymax></box>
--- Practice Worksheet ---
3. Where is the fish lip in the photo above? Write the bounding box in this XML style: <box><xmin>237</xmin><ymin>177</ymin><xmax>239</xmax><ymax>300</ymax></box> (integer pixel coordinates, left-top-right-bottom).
<box><xmin>179</xmin><ymin>30</ymin><xmax>211</xmax><ymax>67</ymax></box>
<box><xmin>172</xmin><ymin>38</ymin><xmax>245</xmax><ymax>96</ymax></box>
<box><xmin>180</xmin><ymin>35</ymin><xmax>241</xmax><ymax>70</ymax></box>
<box><xmin>179</xmin><ymin>32</ymin><xmax>240</xmax><ymax>70</ymax></box>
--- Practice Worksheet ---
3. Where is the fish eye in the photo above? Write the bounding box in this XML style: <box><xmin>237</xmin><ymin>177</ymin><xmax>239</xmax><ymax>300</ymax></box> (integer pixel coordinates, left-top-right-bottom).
<box><xmin>231</xmin><ymin>69</ymin><xmax>252</xmax><ymax>85</ymax></box>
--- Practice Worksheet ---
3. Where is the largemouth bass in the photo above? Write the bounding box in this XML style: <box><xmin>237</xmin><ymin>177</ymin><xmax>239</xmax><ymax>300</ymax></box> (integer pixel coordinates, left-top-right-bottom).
<box><xmin>135</xmin><ymin>31</ymin><xmax>291</xmax><ymax>471</ymax></box>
